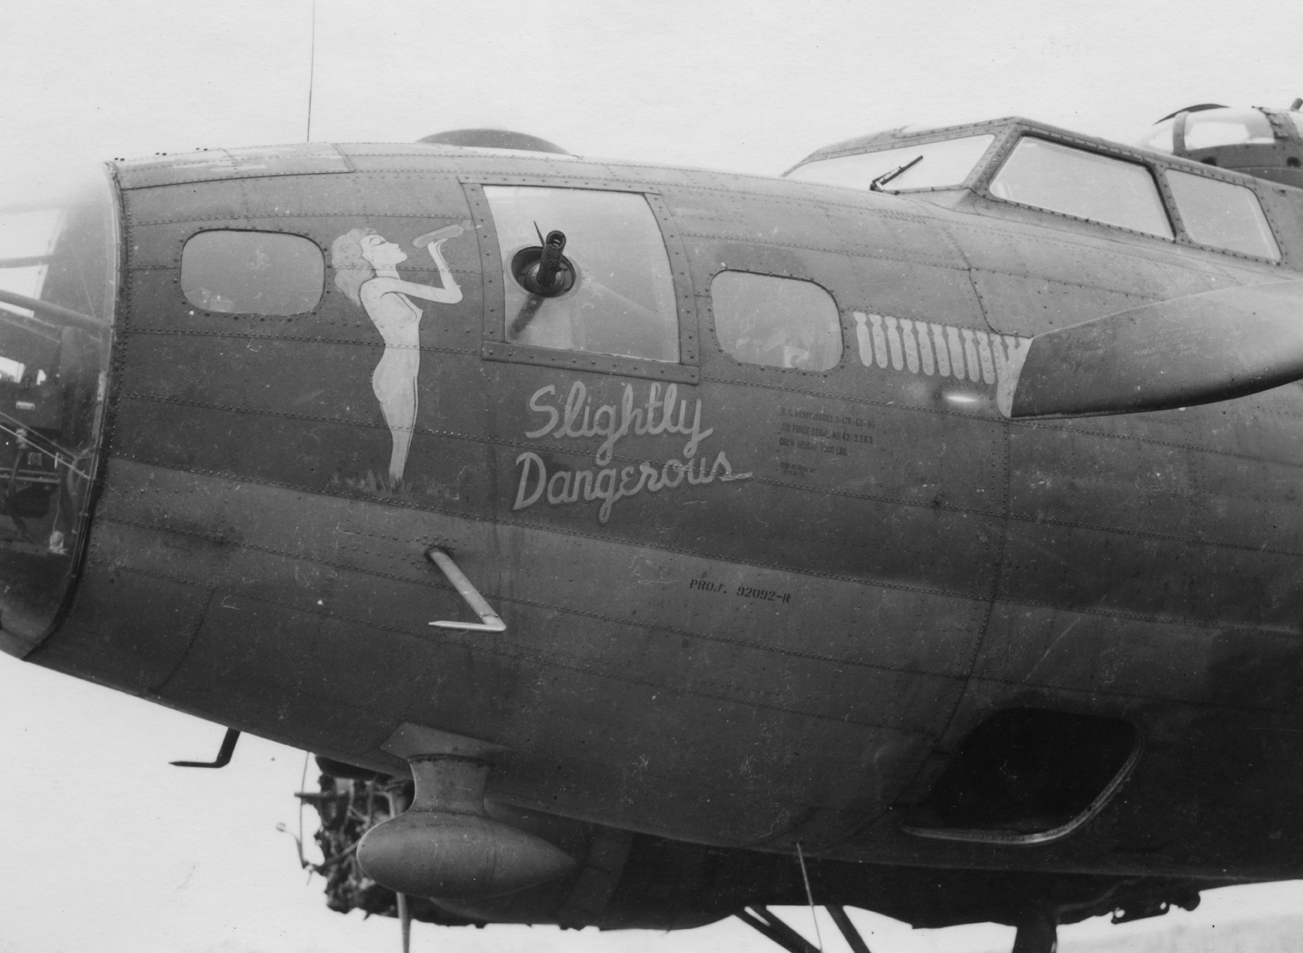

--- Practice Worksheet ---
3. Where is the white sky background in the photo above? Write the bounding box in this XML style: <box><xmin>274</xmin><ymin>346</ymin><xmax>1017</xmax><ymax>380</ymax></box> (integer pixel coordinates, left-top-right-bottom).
<box><xmin>3</xmin><ymin>0</ymin><xmax>1303</xmax><ymax>950</ymax></box>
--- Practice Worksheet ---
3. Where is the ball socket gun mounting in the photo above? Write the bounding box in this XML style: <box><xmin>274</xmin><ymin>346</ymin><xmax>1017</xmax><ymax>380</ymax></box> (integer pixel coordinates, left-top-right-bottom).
<box><xmin>511</xmin><ymin>228</ymin><xmax>575</xmax><ymax>297</ymax></box>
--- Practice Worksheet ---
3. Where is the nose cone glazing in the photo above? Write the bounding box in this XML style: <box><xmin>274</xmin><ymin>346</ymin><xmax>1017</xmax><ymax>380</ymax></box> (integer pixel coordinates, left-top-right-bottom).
<box><xmin>0</xmin><ymin>166</ymin><xmax>118</xmax><ymax>656</ymax></box>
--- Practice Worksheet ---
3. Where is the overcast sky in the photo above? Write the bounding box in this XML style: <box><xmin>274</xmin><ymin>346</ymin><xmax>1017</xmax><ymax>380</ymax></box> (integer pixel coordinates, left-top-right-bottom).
<box><xmin>4</xmin><ymin>1</ymin><xmax>1303</xmax><ymax>951</ymax></box>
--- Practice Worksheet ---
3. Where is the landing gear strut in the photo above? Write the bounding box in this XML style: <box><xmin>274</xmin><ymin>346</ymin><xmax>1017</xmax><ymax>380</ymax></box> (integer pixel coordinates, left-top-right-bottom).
<box><xmin>827</xmin><ymin>905</ymin><xmax>873</xmax><ymax>953</ymax></box>
<box><xmin>738</xmin><ymin>905</ymin><xmax>1059</xmax><ymax>953</ymax></box>
<box><xmin>736</xmin><ymin>904</ymin><xmax>875</xmax><ymax>953</ymax></box>
<box><xmin>1012</xmin><ymin>914</ymin><xmax>1058</xmax><ymax>953</ymax></box>
<box><xmin>736</xmin><ymin>906</ymin><xmax>820</xmax><ymax>953</ymax></box>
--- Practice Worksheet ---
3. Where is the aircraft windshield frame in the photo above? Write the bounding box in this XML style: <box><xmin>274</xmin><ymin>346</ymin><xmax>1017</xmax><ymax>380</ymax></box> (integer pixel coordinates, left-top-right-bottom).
<box><xmin>787</xmin><ymin>117</ymin><xmax>1288</xmax><ymax>266</ymax></box>
<box><xmin>986</xmin><ymin>136</ymin><xmax>1175</xmax><ymax>239</ymax></box>
<box><xmin>785</xmin><ymin>134</ymin><xmax>998</xmax><ymax>193</ymax></box>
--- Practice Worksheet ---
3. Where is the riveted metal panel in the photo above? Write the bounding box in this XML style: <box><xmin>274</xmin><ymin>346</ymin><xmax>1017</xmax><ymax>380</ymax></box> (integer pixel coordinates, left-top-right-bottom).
<box><xmin>338</xmin><ymin>149</ymin><xmax>601</xmax><ymax>180</ymax></box>
<box><xmin>459</xmin><ymin>173</ymin><xmax>660</xmax><ymax>193</ymax></box>
<box><xmin>1007</xmin><ymin>417</ymin><xmax>1202</xmax><ymax>542</ymax></box>
<box><xmin>32</xmin><ymin>559</ymin><xmax>209</xmax><ymax>694</ymax></box>
<box><xmin>947</xmin><ymin>211</ymin><xmax>1255</xmax><ymax>335</ymax></box>
<box><xmin>116</xmin><ymin>143</ymin><xmax>353</xmax><ymax>190</ymax></box>
<box><xmin>113</xmin><ymin>169</ymin><xmax>491</xmax><ymax>515</ymax></box>
<box><xmin>792</xmin><ymin>117</ymin><xmax>1018</xmax><ymax>167</ymax></box>
<box><xmin>971</xmin><ymin>602</ymin><xmax>1222</xmax><ymax>704</ymax></box>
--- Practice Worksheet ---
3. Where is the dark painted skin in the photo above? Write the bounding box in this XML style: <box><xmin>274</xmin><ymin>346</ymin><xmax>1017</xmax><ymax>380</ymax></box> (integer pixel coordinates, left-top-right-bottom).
<box><xmin>10</xmin><ymin>119</ymin><xmax>1303</xmax><ymax>929</ymax></box>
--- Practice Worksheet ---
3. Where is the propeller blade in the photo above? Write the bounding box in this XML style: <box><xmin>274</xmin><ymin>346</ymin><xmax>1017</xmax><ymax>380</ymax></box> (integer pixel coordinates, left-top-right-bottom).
<box><xmin>398</xmin><ymin>890</ymin><xmax>411</xmax><ymax>953</ymax></box>
<box><xmin>385</xmin><ymin>789</ymin><xmax>412</xmax><ymax>953</ymax></box>
<box><xmin>997</xmin><ymin>279</ymin><xmax>1303</xmax><ymax>419</ymax></box>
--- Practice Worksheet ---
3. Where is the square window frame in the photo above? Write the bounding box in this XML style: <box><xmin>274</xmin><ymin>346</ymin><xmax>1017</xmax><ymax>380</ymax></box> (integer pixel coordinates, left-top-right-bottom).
<box><xmin>460</xmin><ymin>175</ymin><xmax>699</xmax><ymax>384</ymax></box>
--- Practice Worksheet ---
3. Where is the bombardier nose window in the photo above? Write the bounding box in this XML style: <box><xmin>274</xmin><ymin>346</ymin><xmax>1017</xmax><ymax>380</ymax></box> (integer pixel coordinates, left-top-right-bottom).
<box><xmin>0</xmin><ymin>166</ymin><xmax>118</xmax><ymax>654</ymax></box>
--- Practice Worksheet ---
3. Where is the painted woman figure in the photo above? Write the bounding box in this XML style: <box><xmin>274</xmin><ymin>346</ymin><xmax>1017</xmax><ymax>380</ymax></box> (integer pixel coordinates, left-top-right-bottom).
<box><xmin>332</xmin><ymin>224</ymin><xmax>464</xmax><ymax>485</ymax></box>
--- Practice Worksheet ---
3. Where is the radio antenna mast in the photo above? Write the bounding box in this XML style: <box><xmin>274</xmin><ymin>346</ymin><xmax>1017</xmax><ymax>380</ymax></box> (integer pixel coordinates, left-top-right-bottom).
<box><xmin>306</xmin><ymin>0</ymin><xmax>317</xmax><ymax>142</ymax></box>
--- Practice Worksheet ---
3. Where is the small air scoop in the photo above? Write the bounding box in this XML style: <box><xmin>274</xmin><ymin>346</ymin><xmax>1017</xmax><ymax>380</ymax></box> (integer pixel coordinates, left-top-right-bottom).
<box><xmin>418</xmin><ymin>129</ymin><xmax>571</xmax><ymax>155</ymax></box>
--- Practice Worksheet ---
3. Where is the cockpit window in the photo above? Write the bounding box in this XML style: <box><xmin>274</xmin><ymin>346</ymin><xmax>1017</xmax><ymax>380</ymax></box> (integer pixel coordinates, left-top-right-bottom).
<box><xmin>0</xmin><ymin>166</ymin><xmax>117</xmax><ymax>652</ymax></box>
<box><xmin>786</xmin><ymin>134</ymin><xmax>996</xmax><ymax>191</ymax></box>
<box><xmin>989</xmin><ymin>138</ymin><xmax>1174</xmax><ymax>238</ymax></box>
<box><xmin>711</xmin><ymin>272</ymin><xmax>841</xmax><ymax>371</ymax></box>
<box><xmin>181</xmin><ymin>230</ymin><xmax>324</xmax><ymax>315</ymax></box>
<box><xmin>484</xmin><ymin>186</ymin><xmax>679</xmax><ymax>363</ymax></box>
<box><xmin>1166</xmin><ymin>171</ymin><xmax>1280</xmax><ymax>260</ymax></box>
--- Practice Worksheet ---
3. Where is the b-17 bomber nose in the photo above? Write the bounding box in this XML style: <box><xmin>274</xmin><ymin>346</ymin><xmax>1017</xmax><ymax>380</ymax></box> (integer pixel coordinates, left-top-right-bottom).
<box><xmin>0</xmin><ymin>165</ymin><xmax>118</xmax><ymax>658</ymax></box>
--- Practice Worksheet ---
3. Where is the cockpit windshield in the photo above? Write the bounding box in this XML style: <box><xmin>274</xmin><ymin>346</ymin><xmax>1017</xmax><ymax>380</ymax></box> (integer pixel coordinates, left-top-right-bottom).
<box><xmin>0</xmin><ymin>165</ymin><xmax>118</xmax><ymax>654</ymax></box>
<box><xmin>785</xmin><ymin>134</ymin><xmax>996</xmax><ymax>191</ymax></box>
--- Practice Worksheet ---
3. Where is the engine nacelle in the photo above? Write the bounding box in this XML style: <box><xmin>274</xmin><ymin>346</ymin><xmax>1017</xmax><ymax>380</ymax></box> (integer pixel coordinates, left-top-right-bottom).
<box><xmin>356</xmin><ymin>756</ymin><xmax>575</xmax><ymax>899</ymax></box>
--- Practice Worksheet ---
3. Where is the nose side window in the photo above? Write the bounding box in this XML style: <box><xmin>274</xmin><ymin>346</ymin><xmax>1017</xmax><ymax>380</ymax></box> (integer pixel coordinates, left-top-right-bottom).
<box><xmin>482</xmin><ymin>186</ymin><xmax>680</xmax><ymax>364</ymax></box>
<box><xmin>0</xmin><ymin>168</ymin><xmax>118</xmax><ymax>653</ymax></box>
<box><xmin>710</xmin><ymin>271</ymin><xmax>842</xmax><ymax>371</ymax></box>
<box><xmin>181</xmin><ymin>230</ymin><xmax>324</xmax><ymax>315</ymax></box>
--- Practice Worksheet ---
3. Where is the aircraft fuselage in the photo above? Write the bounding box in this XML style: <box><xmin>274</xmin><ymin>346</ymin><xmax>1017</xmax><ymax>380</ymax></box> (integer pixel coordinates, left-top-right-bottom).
<box><xmin>13</xmin><ymin>131</ymin><xmax>1303</xmax><ymax>891</ymax></box>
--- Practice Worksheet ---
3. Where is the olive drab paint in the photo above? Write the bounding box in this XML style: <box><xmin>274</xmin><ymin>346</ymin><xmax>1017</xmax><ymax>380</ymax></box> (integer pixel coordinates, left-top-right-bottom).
<box><xmin>12</xmin><ymin>113</ymin><xmax>1303</xmax><ymax>934</ymax></box>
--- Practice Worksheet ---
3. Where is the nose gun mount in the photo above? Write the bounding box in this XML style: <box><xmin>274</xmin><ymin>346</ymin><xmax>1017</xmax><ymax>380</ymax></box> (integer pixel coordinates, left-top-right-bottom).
<box><xmin>511</xmin><ymin>228</ymin><xmax>574</xmax><ymax>297</ymax></box>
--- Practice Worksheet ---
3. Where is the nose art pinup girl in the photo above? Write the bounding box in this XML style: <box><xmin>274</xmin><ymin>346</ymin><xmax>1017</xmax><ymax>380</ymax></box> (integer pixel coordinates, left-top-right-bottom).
<box><xmin>332</xmin><ymin>223</ymin><xmax>465</xmax><ymax>485</ymax></box>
